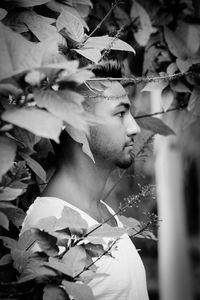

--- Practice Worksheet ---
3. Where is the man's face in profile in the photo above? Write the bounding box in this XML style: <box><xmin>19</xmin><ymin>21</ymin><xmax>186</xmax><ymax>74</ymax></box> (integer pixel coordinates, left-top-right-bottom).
<box><xmin>88</xmin><ymin>81</ymin><xmax>140</xmax><ymax>169</ymax></box>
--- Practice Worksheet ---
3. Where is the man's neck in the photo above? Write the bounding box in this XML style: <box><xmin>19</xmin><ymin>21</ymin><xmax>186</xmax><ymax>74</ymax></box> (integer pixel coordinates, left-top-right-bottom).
<box><xmin>42</xmin><ymin>140</ymin><xmax>113</xmax><ymax>214</ymax></box>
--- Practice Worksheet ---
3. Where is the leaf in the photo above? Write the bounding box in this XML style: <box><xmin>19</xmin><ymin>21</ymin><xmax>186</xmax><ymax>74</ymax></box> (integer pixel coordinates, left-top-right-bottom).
<box><xmin>10</xmin><ymin>0</ymin><xmax>51</xmax><ymax>7</ymax></box>
<box><xmin>62</xmin><ymin>281</ymin><xmax>94</xmax><ymax>300</ymax></box>
<box><xmin>34</xmin><ymin>89</ymin><xmax>87</xmax><ymax>132</ymax></box>
<box><xmin>62</xmin><ymin>246</ymin><xmax>87</xmax><ymax>277</ymax></box>
<box><xmin>0</xmin><ymin>236</ymin><xmax>18</xmax><ymax>249</ymax></box>
<box><xmin>21</xmin><ymin>154</ymin><xmax>47</xmax><ymax>182</ymax></box>
<box><xmin>118</xmin><ymin>215</ymin><xmax>141</xmax><ymax>230</ymax></box>
<box><xmin>56</xmin><ymin>206</ymin><xmax>88</xmax><ymax>233</ymax></box>
<box><xmin>46</xmin><ymin>257</ymin><xmax>73</xmax><ymax>277</ymax></box>
<box><xmin>166</xmin><ymin>62</ymin><xmax>178</xmax><ymax>75</ymax></box>
<box><xmin>0</xmin><ymin>207</ymin><xmax>25</xmax><ymax>228</ymax></box>
<box><xmin>85</xmin><ymin>243</ymin><xmax>104</xmax><ymax>257</ymax></box>
<box><xmin>161</xmin><ymin>87</ymin><xmax>174</xmax><ymax>111</ymax></box>
<box><xmin>87</xmin><ymin>224</ymin><xmax>127</xmax><ymax>238</ymax></box>
<box><xmin>43</xmin><ymin>284</ymin><xmax>68</xmax><ymax>300</ymax></box>
<box><xmin>83</xmin><ymin>36</ymin><xmax>135</xmax><ymax>53</ymax></box>
<box><xmin>74</xmin><ymin>48</ymin><xmax>101</xmax><ymax>64</ymax></box>
<box><xmin>57</xmin><ymin>10</ymin><xmax>84</xmax><ymax>43</ymax></box>
<box><xmin>188</xmin><ymin>87</ymin><xmax>200</xmax><ymax>116</ymax></box>
<box><xmin>2</xmin><ymin>107</ymin><xmax>63</xmax><ymax>143</ymax></box>
<box><xmin>18</xmin><ymin>229</ymin><xmax>37</xmax><ymax>251</ymax></box>
<box><xmin>36</xmin><ymin>216</ymin><xmax>58</xmax><ymax>232</ymax></box>
<box><xmin>0</xmin><ymin>187</ymin><xmax>22</xmax><ymax>201</ymax></box>
<box><xmin>25</xmin><ymin>70</ymin><xmax>46</xmax><ymax>86</ymax></box>
<box><xmin>12</xmin><ymin>249</ymin><xmax>31</xmax><ymax>273</ymax></box>
<box><xmin>176</xmin><ymin>58</ymin><xmax>192</xmax><ymax>73</ymax></box>
<box><xmin>31</xmin><ymin>228</ymin><xmax>59</xmax><ymax>257</ymax></box>
<box><xmin>0</xmin><ymin>254</ymin><xmax>12</xmax><ymax>266</ymax></box>
<box><xmin>141</xmin><ymin>80</ymin><xmax>168</xmax><ymax>92</ymax></box>
<box><xmin>0</xmin><ymin>81</ymin><xmax>22</xmax><ymax>97</ymax></box>
<box><xmin>0</xmin><ymin>8</ymin><xmax>7</xmax><ymax>20</ymax></box>
<box><xmin>130</xmin><ymin>1</ymin><xmax>156</xmax><ymax>46</ymax></box>
<box><xmin>0</xmin><ymin>211</ymin><xmax>9</xmax><ymax>230</ymax></box>
<box><xmin>170</xmin><ymin>81</ymin><xmax>191</xmax><ymax>93</ymax></box>
<box><xmin>136</xmin><ymin>117</ymin><xmax>175</xmax><ymax>136</ymax></box>
<box><xmin>0</xmin><ymin>136</ymin><xmax>17</xmax><ymax>182</ymax></box>
<box><xmin>65</xmin><ymin>126</ymin><xmax>95</xmax><ymax>162</ymax></box>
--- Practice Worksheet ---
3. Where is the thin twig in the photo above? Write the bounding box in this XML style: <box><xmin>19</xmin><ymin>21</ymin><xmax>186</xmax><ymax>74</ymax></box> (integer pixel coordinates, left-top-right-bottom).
<box><xmin>83</xmin><ymin>0</ymin><xmax>120</xmax><ymax>44</ymax></box>
<box><xmin>135</xmin><ymin>106</ymin><xmax>183</xmax><ymax>119</ymax></box>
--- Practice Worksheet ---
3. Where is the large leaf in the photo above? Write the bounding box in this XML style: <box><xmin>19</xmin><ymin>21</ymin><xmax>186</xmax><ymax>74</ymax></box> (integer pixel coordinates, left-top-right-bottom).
<box><xmin>34</xmin><ymin>89</ymin><xmax>87</xmax><ymax>132</ymax></box>
<box><xmin>83</xmin><ymin>36</ymin><xmax>135</xmax><ymax>53</ymax></box>
<box><xmin>2</xmin><ymin>107</ymin><xmax>63</xmax><ymax>143</ymax></box>
<box><xmin>74</xmin><ymin>48</ymin><xmax>101</xmax><ymax>64</ymax></box>
<box><xmin>0</xmin><ymin>136</ymin><xmax>17</xmax><ymax>182</ymax></box>
<box><xmin>18</xmin><ymin>229</ymin><xmax>37</xmax><ymax>251</ymax></box>
<box><xmin>46</xmin><ymin>257</ymin><xmax>73</xmax><ymax>277</ymax></box>
<box><xmin>62</xmin><ymin>281</ymin><xmax>94</xmax><ymax>300</ymax></box>
<box><xmin>9</xmin><ymin>0</ymin><xmax>51</xmax><ymax>7</ymax></box>
<box><xmin>136</xmin><ymin>117</ymin><xmax>175</xmax><ymax>136</ymax></box>
<box><xmin>62</xmin><ymin>246</ymin><xmax>87</xmax><ymax>277</ymax></box>
<box><xmin>0</xmin><ymin>187</ymin><xmax>22</xmax><ymax>201</ymax></box>
<box><xmin>56</xmin><ymin>10</ymin><xmax>84</xmax><ymax>43</ymax></box>
<box><xmin>130</xmin><ymin>0</ymin><xmax>156</xmax><ymax>46</ymax></box>
<box><xmin>43</xmin><ymin>284</ymin><xmax>68</xmax><ymax>300</ymax></box>
<box><xmin>0</xmin><ymin>236</ymin><xmax>18</xmax><ymax>249</ymax></box>
<box><xmin>31</xmin><ymin>228</ymin><xmax>59</xmax><ymax>257</ymax></box>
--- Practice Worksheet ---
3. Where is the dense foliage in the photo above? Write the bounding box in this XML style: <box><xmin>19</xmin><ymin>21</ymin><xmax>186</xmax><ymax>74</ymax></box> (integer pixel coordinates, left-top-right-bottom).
<box><xmin>0</xmin><ymin>0</ymin><xmax>200</xmax><ymax>299</ymax></box>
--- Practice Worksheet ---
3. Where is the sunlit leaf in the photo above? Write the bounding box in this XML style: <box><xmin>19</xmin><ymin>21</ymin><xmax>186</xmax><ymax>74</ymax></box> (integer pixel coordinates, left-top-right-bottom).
<box><xmin>136</xmin><ymin>117</ymin><xmax>175</xmax><ymax>136</ymax></box>
<box><xmin>74</xmin><ymin>48</ymin><xmax>101</xmax><ymax>64</ymax></box>
<box><xmin>0</xmin><ymin>187</ymin><xmax>22</xmax><ymax>201</ymax></box>
<box><xmin>43</xmin><ymin>284</ymin><xmax>68</xmax><ymax>300</ymax></box>
<box><xmin>31</xmin><ymin>228</ymin><xmax>59</xmax><ymax>257</ymax></box>
<box><xmin>161</xmin><ymin>87</ymin><xmax>174</xmax><ymax>111</ymax></box>
<box><xmin>0</xmin><ymin>212</ymin><xmax>9</xmax><ymax>230</ymax></box>
<box><xmin>166</xmin><ymin>62</ymin><xmax>178</xmax><ymax>75</ymax></box>
<box><xmin>63</xmin><ymin>280</ymin><xmax>94</xmax><ymax>300</ymax></box>
<box><xmin>141</xmin><ymin>80</ymin><xmax>168</xmax><ymax>92</ymax></box>
<box><xmin>46</xmin><ymin>257</ymin><xmax>73</xmax><ymax>277</ymax></box>
<box><xmin>130</xmin><ymin>1</ymin><xmax>156</xmax><ymax>46</ymax></box>
<box><xmin>62</xmin><ymin>246</ymin><xmax>87</xmax><ymax>277</ymax></box>
<box><xmin>0</xmin><ymin>136</ymin><xmax>17</xmax><ymax>182</ymax></box>
<box><xmin>57</xmin><ymin>10</ymin><xmax>84</xmax><ymax>43</ymax></box>
<box><xmin>0</xmin><ymin>236</ymin><xmax>18</xmax><ymax>249</ymax></box>
<box><xmin>34</xmin><ymin>89</ymin><xmax>87</xmax><ymax>132</ymax></box>
<box><xmin>21</xmin><ymin>154</ymin><xmax>47</xmax><ymax>182</ymax></box>
<box><xmin>87</xmin><ymin>224</ymin><xmax>127</xmax><ymax>238</ymax></box>
<box><xmin>83</xmin><ymin>36</ymin><xmax>135</xmax><ymax>53</ymax></box>
<box><xmin>2</xmin><ymin>107</ymin><xmax>63</xmax><ymax>143</ymax></box>
<box><xmin>25</xmin><ymin>70</ymin><xmax>46</xmax><ymax>86</ymax></box>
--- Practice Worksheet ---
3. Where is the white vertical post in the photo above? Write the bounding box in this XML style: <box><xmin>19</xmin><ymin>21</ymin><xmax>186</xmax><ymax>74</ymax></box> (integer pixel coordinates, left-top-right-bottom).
<box><xmin>150</xmin><ymin>90</ymin><xmax>192</xmax><ymax>300</ymax></box>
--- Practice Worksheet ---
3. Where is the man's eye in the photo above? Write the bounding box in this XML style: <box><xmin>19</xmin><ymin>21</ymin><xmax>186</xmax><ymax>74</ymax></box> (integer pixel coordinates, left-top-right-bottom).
<box><xmin>117</xmin><ymin>111</ymin><xmax>126</xmax><ymax>118</ymax></box>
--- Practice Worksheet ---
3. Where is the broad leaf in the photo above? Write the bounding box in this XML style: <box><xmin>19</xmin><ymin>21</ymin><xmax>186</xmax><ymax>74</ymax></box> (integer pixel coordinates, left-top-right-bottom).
<box><xmin>85</xmin><ymin>243</ymin><xmax>104</xmax><ymax>257</ymax></box>
<box><xmin>0</xmin><ymin>211</ymin><xmax>9</xmax><ymax>230</ymax></box>
<box><xmin>0</xmin><ymin>136</ymin><xmax>17</xmax><ymax>182</ymax></box>
<box><xmin>12</xmin><ymin>249</ymin><xmax>31</xmax><ymax>273</ymax></box>
<box><xmin>141</xmin><ymin>80</ymin><xmax>168</xmax><ymax>92</ymax></box>
<box><xmin>62</xmin><ymin>280</ymin><xmax>94</xmax><ymax>300</ymax></box>
<box><xmin>0</xmin><ymin>254</ymin><xmax>12</xmax><ymax>266</ymax></box>
<box><xmin>25</xmin><ymin>70</ymin><xmax>46</xmax><ymax>86</ymax></box>
<box><xmin>56</xmin><ymin>10</ymin><xmax>84</xmax><ymax>43</ymax></box>
<box><xmin>87</xmin><ymin>224</ymin><xmax>127</xmax><ymax>238</ymax></box>
<box><xmin>130</xmin><ymin>0</ymin><xmax>156</xmax><ymax>46</ymax></box>
<box><xmin>0</xmin><ymin>187</ymin><xmax>22</xmax><ymax>201</ymax></box>
<box><xmin>62</xmin><ymin>246</ymin><xmax>87</xmax><ymax>277</ymax></box>
<box><xmin>2</xmin><ymin>107</ymin><xmax>63</xmax><ymax>143</ymax></box>
<box><xmin>36</xmin><ymin>216</ymin><xmax>58</xmax><ymax>232</ymax></box>
<box><xmin>56</xmin><ymin>206</ymin><xmax>88</xmax><ymax>233</ymax></box>
<box><xmin>18</xmin><ymin>229</ymin><xmax>37</xmax><ymax>251</ymax></box>
<box><xmin>34</xmin><ymin>89</ymin><xmax>87</xmax><ymax>132</ymax></box>
<box><xmin>32</xmin><ymin>228</ymin><xmax>59</xmax><ymax>257</ymax></box>
<box><xmin>43</xmin><ymin>284</ymin><xmax>68</xmax><ymax>300</ymax></box>
<box><xmin>46</xmin><ymin>257</ymin><xmax>73</xmax><ymax>277</ymax></box>
<box><xmin>83</xmin><ymin>36</ymin><xmax>135</xmax><ymax>53</ymax></box>
<box><xmin>166</xmin><ymin>62</ymin><xmax>178</xmax><ymax>75</ymax></box>
<box><xmin>136</xmin><ymin>117</ymin><xmax>175</xmax><ymax>136</ymax></box>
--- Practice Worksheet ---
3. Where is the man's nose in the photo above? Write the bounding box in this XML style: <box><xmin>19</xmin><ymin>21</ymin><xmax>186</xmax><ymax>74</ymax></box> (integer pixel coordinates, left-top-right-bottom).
<box><xmin>126</xmin><ymin>115</ymin><xmax>141</xmax><ymax>136</ymax></box>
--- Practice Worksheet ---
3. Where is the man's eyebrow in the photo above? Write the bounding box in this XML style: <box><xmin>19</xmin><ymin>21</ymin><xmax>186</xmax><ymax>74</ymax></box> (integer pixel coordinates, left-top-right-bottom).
<box><xmin>115</xmin><ymin>102</ymin><xmax>130</xmax><ymax>109</ymax></box>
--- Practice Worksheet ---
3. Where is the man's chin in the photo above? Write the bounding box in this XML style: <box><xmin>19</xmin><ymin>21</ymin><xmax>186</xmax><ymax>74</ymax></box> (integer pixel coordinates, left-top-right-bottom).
<box><xmin>116</xmin><ymin>157</ymin><xmax>133</xmax><ymax>169</ymax></box>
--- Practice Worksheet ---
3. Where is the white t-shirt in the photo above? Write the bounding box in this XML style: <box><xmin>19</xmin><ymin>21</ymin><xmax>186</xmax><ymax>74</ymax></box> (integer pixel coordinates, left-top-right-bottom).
<box><xmin>22</xmin><ymin>197</ymin><xmax>149</xmax><ymax>300</ymax></box>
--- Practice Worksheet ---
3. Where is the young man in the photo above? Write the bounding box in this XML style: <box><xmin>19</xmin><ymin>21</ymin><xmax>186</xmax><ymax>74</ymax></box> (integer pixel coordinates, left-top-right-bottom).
<box><xmin>22</xmin><ymin>66</ymin><xmax>149</xmax><ymax>299</ymax></box>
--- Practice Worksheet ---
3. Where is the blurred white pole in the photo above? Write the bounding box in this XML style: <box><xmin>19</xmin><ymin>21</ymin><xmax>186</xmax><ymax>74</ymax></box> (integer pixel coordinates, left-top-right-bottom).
<box><xmin>150</xmin><ymin>90</ymin><xmax>192</xmax><ymax>300</ymax></box>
